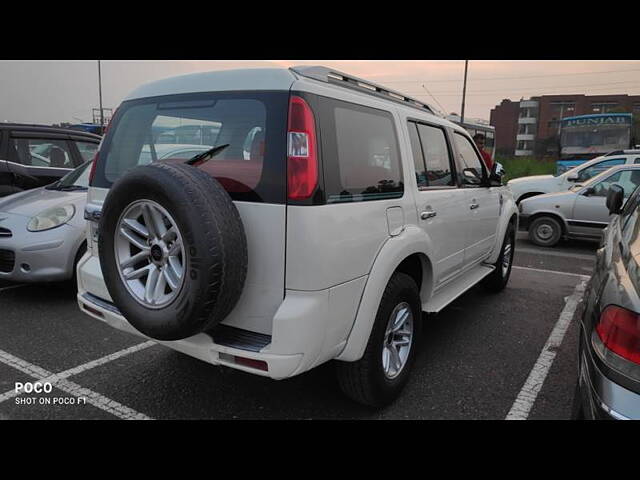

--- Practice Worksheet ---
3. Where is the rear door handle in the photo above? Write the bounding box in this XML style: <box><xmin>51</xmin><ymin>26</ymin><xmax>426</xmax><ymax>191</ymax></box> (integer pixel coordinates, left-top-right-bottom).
<box><xmin>420</xmin><ymin>210</ymin><xmax>437</xmax><ymax>220</ymax></box>
<box><xmin>470</xmin><ymin>203</ymin><xmax>479</xmax><ymax>210</ymax></box>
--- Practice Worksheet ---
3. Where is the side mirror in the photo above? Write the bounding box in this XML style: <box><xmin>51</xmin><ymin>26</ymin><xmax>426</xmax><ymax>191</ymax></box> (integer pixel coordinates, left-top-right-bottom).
<box><xmin>567</xmin><ymin>172</ymin><xmax>579</xmax><ymax>182</ymax></box>
<box><xmin>606</xmin><ymin>184</ymin><xmax>625</xmax><ymax>215</ymax></box>
<box><xmin>463</xmin><ymin>167</ymin><xmax>483</xmax><ymax>185</ymax></box>
<box><xmin>582</xmin><ymin>186</ymin><xmax>595</xmax><ymax>196</ymax></box>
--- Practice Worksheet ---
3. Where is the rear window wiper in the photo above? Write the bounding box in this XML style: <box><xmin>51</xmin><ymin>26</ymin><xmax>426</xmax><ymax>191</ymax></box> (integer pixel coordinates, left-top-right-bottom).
<box><xmin>185</xmin><ymin>144</ymin><xmax>230</xmax><ymax>166</ymax></box>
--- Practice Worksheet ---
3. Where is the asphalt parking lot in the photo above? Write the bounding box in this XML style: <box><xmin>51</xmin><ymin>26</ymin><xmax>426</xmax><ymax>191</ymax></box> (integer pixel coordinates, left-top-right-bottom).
<box><xmin>0</xmin><ymin>232</ymin><xmax>597</xmax><ymax>420</ymax></box>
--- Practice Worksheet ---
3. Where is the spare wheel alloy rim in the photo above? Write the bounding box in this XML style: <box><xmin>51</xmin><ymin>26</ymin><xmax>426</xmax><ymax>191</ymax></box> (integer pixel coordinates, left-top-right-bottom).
<box><xmin>114</xmin><ymin>199</ymin><xmax>186</xmax><ymax>309</ymax></box>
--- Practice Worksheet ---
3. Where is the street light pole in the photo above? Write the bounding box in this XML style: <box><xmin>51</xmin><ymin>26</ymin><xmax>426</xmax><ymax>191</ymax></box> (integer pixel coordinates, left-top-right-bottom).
<box><xmin>98</xmin><ymin>60</ymin><xmax>104</xmax><ymax>134</ymax></box>
<box><xmin>460</xmin><ymin>60</ymin><xmax>469</xmax><ymax>124</ymax></box>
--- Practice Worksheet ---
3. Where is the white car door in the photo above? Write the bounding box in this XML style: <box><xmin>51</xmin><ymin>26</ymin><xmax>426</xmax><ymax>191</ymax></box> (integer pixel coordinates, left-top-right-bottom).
<box><xmin>407</xmin><ymin>121</ymin><xmax>467</xmax><ymax>286</ymax></box>
<box><xmin>452</xmin><ymin>131</ymin><xmax>501</xmax><ymax>268</ymax></box>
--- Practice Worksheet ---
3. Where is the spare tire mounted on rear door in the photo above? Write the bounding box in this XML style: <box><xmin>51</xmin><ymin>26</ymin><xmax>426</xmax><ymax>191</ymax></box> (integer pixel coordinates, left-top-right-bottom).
<box><xmin>98</xmin><ymin>162</ymin><xmax>248</xmax><ymax>341</ymax></box>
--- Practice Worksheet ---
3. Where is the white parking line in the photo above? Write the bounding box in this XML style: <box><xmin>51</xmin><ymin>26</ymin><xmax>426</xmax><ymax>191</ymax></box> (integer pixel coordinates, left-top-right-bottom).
<box><xmin>513</xmin><ymin>265</ymin><xmax>591</xmax><ymax>279</ymax></box>
<box><xmin>0</xmin><ymin>341</ymin><xmax>155</xmax><ymax>420</ymax></box>
<box><xmin>505</xmin><ymin>277</ymin><xmax>588</xmax><ymax>420</ymax></box>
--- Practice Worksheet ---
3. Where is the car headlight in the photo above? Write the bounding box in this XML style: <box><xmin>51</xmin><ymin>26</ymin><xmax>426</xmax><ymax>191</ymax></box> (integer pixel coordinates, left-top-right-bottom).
<box><xmin>27</xmin><ymin>204</ymin><xmax>75</xmax><ymax>232</ymax></box>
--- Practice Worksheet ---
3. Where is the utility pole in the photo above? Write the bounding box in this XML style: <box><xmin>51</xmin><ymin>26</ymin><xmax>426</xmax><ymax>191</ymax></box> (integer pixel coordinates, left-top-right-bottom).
<box><xmin>98</xmin><ymin>60</ymin><xmax>104</xmax><ymax>134</ymax></box>
<box><xmin>460</xmin><ymin>60</ymin><xmax>469</xmax><ymax>123</ymax></box>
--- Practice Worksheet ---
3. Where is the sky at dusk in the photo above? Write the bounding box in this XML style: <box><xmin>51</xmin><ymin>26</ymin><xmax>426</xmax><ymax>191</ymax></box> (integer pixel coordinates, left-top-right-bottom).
<box><xmin>1</xmin><ymin>60</ymin><xmax>639</xmax><ymax>125</ymax></box>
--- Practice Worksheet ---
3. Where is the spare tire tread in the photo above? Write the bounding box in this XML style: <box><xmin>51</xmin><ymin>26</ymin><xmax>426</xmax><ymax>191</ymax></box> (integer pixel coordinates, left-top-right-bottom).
<box><xmin>98</xmin><ymin>161</ymin><xmax>247</xmax><ymax>340</ymax></box>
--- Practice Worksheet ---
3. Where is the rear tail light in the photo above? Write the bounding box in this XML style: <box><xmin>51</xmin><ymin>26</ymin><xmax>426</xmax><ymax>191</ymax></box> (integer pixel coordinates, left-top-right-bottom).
<box><xmin>596</xmin><ymin>305</ymin><xmax>640</xmax><ymax>364</ymax></box>
<box><xmin>287</xmin><ymin>95</ymin><xmax>318</xmax><ymax>200</ymax></box>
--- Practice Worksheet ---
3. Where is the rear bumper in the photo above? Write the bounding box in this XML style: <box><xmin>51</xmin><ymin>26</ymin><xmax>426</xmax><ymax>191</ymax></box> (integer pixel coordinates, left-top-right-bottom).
<box><xmin>577</xmin><ymin>334</ymin><xmax>640</xmax><ymax>420</ymax></box>
<box><xmin>77</xmin><ymin>291</ymin><xmax>304</xmax><ymax>380</ymax></box>
<box><xmin>77</xmin><ymin>253</ymin><xmax>364</xmax><ymax>380</ymax></box>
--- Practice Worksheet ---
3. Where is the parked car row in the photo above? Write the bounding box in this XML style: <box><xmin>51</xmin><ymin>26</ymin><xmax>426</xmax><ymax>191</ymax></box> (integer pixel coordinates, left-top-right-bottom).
<box><xmin>1</xmin><ymin>66</ymin><xmax>638</xmax><ymax>415</ymax></box>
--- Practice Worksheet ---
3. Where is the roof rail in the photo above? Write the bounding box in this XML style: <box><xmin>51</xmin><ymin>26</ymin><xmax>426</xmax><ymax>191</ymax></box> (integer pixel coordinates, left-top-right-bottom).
<box><xmin>290</xmin><ymin>65</ymin><xmax>437</xmax><ymax>115</ymax></box>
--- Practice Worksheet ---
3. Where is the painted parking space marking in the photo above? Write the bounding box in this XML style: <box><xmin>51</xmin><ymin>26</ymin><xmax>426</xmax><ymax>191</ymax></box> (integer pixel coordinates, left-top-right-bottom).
<box><xmin>0</xmin><ymin>341</ymin><xmax>155</xmax><ymax>420</ymax></box>
<box><xmin>513</xmin><ymin>265</ymin><xmax>591</xmax><ymax>279</ymax></box>
<box><xmin>505</xmin><ymin>277</ymin><xmax>588</xmax><ymax>420</ymax></box>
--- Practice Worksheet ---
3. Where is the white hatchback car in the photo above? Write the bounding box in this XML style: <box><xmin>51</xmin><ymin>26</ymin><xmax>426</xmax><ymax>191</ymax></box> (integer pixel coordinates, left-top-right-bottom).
<box><xmin>77</xmin><ymin>66</ymin><xmax>518</xmax><ymax>407</ymax></box>
<box><xmin>508</xmin><ymin>150</ymin><xmax>640</xmax><ymax>204</ymax></box>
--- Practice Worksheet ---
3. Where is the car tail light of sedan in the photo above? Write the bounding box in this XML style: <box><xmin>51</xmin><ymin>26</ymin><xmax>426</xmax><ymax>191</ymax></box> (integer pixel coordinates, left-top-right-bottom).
<box><xmin>596</xmin><ymin>305</ymin><xmax>640</xmax><ymax>365</ymax></box>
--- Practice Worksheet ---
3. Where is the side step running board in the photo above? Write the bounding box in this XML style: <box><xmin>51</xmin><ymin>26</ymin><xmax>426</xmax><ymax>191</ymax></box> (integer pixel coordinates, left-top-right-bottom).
<box><xmin>423</xmin><ymin>265</ymin><xmax>495</xmax><ymax>313</ymax></box>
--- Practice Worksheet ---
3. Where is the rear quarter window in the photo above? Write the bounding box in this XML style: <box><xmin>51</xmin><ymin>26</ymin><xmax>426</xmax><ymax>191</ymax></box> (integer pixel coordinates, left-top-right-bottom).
<box><xmin>317</xmin><ymin>97</ymin><xmax>403</xmax><ymax>203</ymax></box>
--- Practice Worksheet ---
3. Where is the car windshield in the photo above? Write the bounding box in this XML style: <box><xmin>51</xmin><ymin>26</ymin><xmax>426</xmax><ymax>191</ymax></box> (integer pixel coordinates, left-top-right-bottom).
<box><xmin>53</xmin><ymin>160</ymin><xmax>92</xmax><ymax>189</ymax></box>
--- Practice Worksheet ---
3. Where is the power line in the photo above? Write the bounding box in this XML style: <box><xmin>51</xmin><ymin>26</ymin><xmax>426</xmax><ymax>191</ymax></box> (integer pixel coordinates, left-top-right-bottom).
<box><xmin>399</xmin><ymin>79</ymin><xmax>640</xmax><ymax>96</ymax></box>
<box><xmin>376</xmin><ymin>67</ymin><xmax>640</xmax><ymax>84</ymax></box>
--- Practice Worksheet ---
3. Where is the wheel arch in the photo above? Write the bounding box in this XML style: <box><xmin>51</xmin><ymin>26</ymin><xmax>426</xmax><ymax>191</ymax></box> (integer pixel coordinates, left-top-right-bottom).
<box><xmin>516</xmin><ymin>191</ymin><xmax>545</xmax><ymax>204</ymax></box>
<box><xmin>486</xmin><ymin>192</ymin><xmax>519</xmax><ymax>265</ymax></box>
<box><xmin>336</xmin><ymin>225</ymin><xmax>434</xmax><ymax>362</ymax></box>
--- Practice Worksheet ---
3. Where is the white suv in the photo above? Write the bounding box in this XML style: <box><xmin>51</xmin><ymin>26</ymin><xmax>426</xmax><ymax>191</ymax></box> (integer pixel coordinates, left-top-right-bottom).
<box><xmin>77</xmin><ymin>66</ymin><xmax>518</xmax><ymax>407</ymax></box>
<box><xmin>508</xmin><ymin>150</ymin><xmax>640</xmax><ymax>204</ymax></box>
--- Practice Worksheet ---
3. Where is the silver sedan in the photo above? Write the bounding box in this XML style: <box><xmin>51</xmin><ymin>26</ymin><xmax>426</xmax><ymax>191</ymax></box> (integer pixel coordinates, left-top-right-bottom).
<box><xmin>519</xmin><ymin>164</ymin><xmax>640</xmax><ymax>247</ymax></box>
<box><xmin>0</xmin><ymin>161</ymin><xmax>91</xmax><ymax>282</ymax></box>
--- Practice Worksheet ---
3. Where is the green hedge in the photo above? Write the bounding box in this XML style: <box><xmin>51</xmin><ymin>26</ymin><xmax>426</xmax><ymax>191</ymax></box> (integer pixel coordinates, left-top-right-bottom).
<box><xmin>496</xmin><ymin>156</ymin><xmax>557</xmax><ymax>182</ymax></box>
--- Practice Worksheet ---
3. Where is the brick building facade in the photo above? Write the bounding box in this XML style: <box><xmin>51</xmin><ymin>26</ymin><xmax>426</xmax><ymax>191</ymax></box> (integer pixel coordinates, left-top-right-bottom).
<box><xmin>490</xmin><ymin>94</ymin><xmax>640</xmax><ymax>157</ymax></box>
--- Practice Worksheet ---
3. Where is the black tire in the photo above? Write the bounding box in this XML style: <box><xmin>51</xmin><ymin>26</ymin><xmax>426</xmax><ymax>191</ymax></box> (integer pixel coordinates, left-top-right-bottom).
<box><xmin>528</xmin><ymin>215</ymin><xmax>562</xmax><ymax>247</ymax></box>
<box><xmin>0</xmin><ymin>185</ymin><xmax>23</xmax><ymax>198</ymax></box>
<box><xmin>336</xmin><ymin>272</ymin><xmax>422</xmax><ymax>408</ymax></box>
<box><xmin>98</xmin><ymin>162</ymin><xmax>248</xmax><ymax>341</ymax></box>
<box><xmin>570</xmin><ymin>377</ymin><xmax>585</xmax><ymax>420</ymax></box>
<box><xmin>71</xmin><ymin>242</ymin><xmax>87</xmax><ymax>286</ymax></box>
<box><xmin>483</xmin><ymin>222</ymin><xmax>515</xmax><ymax>293</ymax></box>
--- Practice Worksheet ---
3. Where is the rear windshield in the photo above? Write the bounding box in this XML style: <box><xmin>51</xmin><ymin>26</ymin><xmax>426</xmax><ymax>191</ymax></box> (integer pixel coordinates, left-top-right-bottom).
<box><xmin>92</xmin><ymin>91</ymin><xmax>289</xmax><ymax>203</ymax></box>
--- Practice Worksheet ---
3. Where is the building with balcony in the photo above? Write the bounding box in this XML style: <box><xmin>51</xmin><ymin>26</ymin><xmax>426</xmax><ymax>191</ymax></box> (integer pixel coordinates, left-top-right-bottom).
<box><xmin>490</xmin><ymin>94</ymin><xmax>640</xmax><ymax>157</ymax></box>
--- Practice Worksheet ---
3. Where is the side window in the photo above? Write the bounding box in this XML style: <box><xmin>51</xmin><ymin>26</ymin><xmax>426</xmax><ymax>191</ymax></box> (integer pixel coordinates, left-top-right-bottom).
<box><xmin>416</xmin><ymin>123</ymin><xmax>454</xmax><ymax>187</ymax></box>
<box><xmin>453</xmin><ymin>132</ymin><xmax>485</xmax><ymax>186</ymax></box>
<box><xmin>578</xmin><ymin>158</ymin><xmax>625</xmax><ymax>182</ymax></box>
<box><xmin>320</xmin><ymin>99</ymin><xmax>403</xmax><ymax>203</ymax></box>
<box><xmin>634</xmin><ymin>158</ymin><xmax>640</xmax><ymax>164</ymax></box>
<box><xmin>590</xmin><ymin>170</ymin><xmax>640</xmax><ymax>198</ymax></box>
<box><xmin>11</xmin><ymin>138</ymin><xmax>74</xmax><ymax>168</ymax></box>
<box><xmin>75</xmin><ymin>141</ymin><xmax>99</xmax><ymax>162</ymax></box>
<box><xmin>407</xmin><ymin>122</ymin><xmax>427</xmax><ymax>188</ymax></box>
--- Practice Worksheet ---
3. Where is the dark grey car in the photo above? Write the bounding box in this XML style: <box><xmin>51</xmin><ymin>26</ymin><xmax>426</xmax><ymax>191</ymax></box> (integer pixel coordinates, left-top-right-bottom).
<box><xmin>0</xmin><ymin>124</ymin><xmax>101</xmax><ymax>198</ymax></box>
<box><xmin>573</xmin><ymin>183</ymin><xmax>640</xmax><ymax>419</ymax></box>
